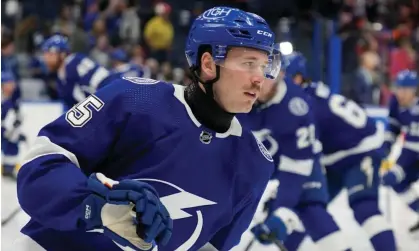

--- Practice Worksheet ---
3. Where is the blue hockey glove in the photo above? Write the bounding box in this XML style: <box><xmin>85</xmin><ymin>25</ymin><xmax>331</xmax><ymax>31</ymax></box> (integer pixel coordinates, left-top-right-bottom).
<box><xmin>81</xmin><ymin>173</ymin><xmax>173</xmax><ymax>251</ymax></box>
<box><xmin>251</xmin><ymin>215</ymin><xmax>288</xmax><ymax>245</ymax></box>
<box><xmin>381</xmin><ymin>165</ymin><xmax>405</xmax><ymax>187</ymax></box>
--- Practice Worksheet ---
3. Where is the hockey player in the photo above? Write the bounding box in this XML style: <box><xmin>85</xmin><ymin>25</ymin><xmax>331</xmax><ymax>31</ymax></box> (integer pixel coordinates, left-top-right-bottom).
<box><xmin>41</xmin><ymin>34</ymin><xmax>118</xmax><ymax>109</ymax></box>
<box><xmin>240</xmin><ymin>72</ymin><xmax>347</xmax><ymax>251</ymax></box>
<box><xmin>381</xmin><ymin>70</ymin><xmax>419</xmax><ymax>233</ymax></box>
<box><xmin>285</xmin><ymin>52</ymin><xmax>397</xmax><ymax>251</ymax></box>
<box><xmin>1</xmin><ymin>70</ymin><xmax>24</xmax><ymax>177</ymax></box>
<box><xmin>110</xmin><ymin>48</ymin><xmax>144</xmax><ymax>78</ymax></box>
<box><xmin>1</xmin><ymin>30</ymin><xmax>25</xmax><ymax>177</ymax></box>
<box><xmin>16</xmin><ymin>6</ymin><xmax>281</xmax><ymax>251</ymax></box>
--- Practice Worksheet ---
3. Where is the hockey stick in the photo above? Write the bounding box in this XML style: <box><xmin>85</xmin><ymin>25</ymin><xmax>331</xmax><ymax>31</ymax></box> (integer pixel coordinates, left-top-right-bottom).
<box><xmin>1</xmin><ymin>206</ymin><xmax>22</xmax><ymax>226</ymax></box>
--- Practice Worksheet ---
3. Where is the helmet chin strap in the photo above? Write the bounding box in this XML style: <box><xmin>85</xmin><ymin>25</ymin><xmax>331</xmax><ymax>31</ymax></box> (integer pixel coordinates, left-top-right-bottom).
<box><xmin>185</xmin><ymin>64</ymin><xmax>235</xmax><ymax>133</ymax></box>
<box><xmin>189</xmin><ymin>65</ymin><xmax>221</xmax><ymax>98</ymax></box>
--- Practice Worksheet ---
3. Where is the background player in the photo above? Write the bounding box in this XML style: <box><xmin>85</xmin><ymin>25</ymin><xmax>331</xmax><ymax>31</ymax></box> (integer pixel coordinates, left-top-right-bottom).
<box><xmin>381</xmin><ymin>70</ymin><xmax>419</xmax><ymax>234</ymax></box>
<box><xmin>239</xmin><ymin>69</ymin><xmax>348</xmax><ymax>251</ymax></box>
<box><xmin>1</xmin><ymin>28</ymin><xmax>26</xmax><ymax>178</ymax></box>
<box><xmin>16</xmin><ymin>6</ymin><xmax>280</xmax><ymax>251</ymax></box>
<box><xmin>109</xmin><ymin>48</ymin><xmax>144</xmax><ymax>78</ymax></box>
<box><xmin>285</xmin><ymin>52</ymin><xmax>397</xmax><ymax>251</ymax></box>
<box><xmin>1</xmin><ymin>70</ymin><xmax>25</xmax><ymax>178</ymax></box>
<box><xmin>40</xmin><ymin>34</ymin><xmax>118</xmax><ymax>110</ymax></box>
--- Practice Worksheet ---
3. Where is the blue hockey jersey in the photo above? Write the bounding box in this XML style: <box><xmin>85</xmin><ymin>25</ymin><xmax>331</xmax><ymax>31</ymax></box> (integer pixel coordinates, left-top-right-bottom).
<box><xmin>17</xmin><ymin>77</ymin><xmax>274</xmax><ymax>251</ymax></box>
<box><xmin>386</xmin><ymin>94</ymin><xmax>419</xmax><ymax>170</ymax></box>
<box><xmin>238</xmin><ymin>81</ymin><xmax>319</xmax><ymax>208</ymax></box>
<box><xmin>111</xmin><ymin>63</ymin><xmax>144</xmax><ymax>78</ymax></box>
<box><xmin>1</xmin><ymin>55</ymin><xmax>20</xmax><ymax>106</ymax></box>
<box><xmin>303</xmin><ymin>82</ymin><xmax>385</xmax><ymax>169</ymax></box>
<box><xmin>57</xmin><ymin>53</ymin><xmax>118</xmax><ymax>109</ymax></box>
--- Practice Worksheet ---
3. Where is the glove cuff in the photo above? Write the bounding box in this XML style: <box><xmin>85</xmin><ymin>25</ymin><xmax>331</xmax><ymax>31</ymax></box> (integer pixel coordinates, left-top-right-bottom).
<box><xmin>81</xmin><ymin>193</ymin><xmax>106</xmax><ymax>230</ymax></box>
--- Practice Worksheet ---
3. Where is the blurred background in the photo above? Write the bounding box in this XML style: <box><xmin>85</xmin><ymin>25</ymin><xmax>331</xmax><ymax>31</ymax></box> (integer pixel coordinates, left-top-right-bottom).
<box><xmin>1</xmin><ymin>0</ymin><xmax>418</xmax><ymax>105</ymax></box>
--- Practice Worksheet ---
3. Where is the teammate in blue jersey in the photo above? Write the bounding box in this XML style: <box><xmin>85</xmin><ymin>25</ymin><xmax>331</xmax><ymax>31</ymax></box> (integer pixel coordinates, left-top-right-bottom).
<box><xmin>240</xmin><ymin>76</ymin><xmax>348</xmax><ymax>251</ymax></box>
<box><xmin>110</xmin><ymin>48</ymin><xmax>144</xmax><ymax>78</ymax></box>
<box><xmin>381</xmin><ymin>70</ymin><xmax>419</xmax><ymax>233</ymax></box>
<box><xmin>1</xmin><ymin>70</ymin><xmax>25</xmax><ymax>178</ymax></box>
<box><xmin>285</xmin><ymin>52</ymin><xmax>397</xmax><ymax>251</ymax></box>
<box><xmin>16</xmin><ymin>7</ymin><xmax>281</xmax><ymax>251</ymax></box>
<box><xmin>41</xmin><ymin>34</ymin><xmax>118</xmax><ymax>109</ymax></box>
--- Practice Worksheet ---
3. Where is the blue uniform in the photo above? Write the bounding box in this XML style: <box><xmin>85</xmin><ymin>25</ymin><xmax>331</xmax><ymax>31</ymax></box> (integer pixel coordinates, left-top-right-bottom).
<box><xmin>17</xmin><ymin>77</ymin><xmax>274</xmax><ymax>251</ymax></box>
<box><xmin>384</xmin><ymin>94</ymin><xmax>419</xmax><ymax>210</ymax></box>
<box><xmin>303</xmin><ymin>82</ymin><xmax>385</xmax><ymax>170</ymax></box>
<box><xmin>57</xmin><ymin>53</ymin><xmax>118</xmax><ymax>109</ymax></box>
<box><xmin>240</xmin><ymin>82</ymin><xmax>326</xmax><ymax>208</ymax></box>
<box><xmin>240</xmin><ymin>81</ymin><xmax>347</xmax><ymax>251</ymax></box>
<box><xmin>302</xmin><ymin>82</ymin><xmax>395</xmax><ymax>251</ymax></box>
<box><xmin>1</xmin><ymin>70</ymin><xmax>24</xmax><ymax>175</ymax></box>
<box><xmin>1</xmin><ymin>54</ymin><xmax>20</xmax><ymax>105</ymax></box>
<box><xmin>111</xmin><ymin>63</ymin><xmax>144</xmax><ymax>78</ymax></box>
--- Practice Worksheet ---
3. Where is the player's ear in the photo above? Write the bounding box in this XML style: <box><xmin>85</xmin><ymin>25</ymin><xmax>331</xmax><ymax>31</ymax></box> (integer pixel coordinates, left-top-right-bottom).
<box><xmin>200</xmin><ymin>52</ymin><xmax>216</xmax><ymax>80</ymax></box>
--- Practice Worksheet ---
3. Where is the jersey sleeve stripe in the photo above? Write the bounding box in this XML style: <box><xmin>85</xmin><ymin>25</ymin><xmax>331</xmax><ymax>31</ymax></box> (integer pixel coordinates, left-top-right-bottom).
<box><xmin>278</xmin><ymin>155</ymin><xmax>313</xmax><ymax>176</ymax></box>
<box><xmin>21</xmin><ymin>136</ymin><xmax>80</xmax><ymax>168</ymax></box>
<box><xmin>90</xmin><ymin>67</ymin><xmax>110</xmax><ymax>90</ymax></box>
<box><xmin>321</xmin><ymin>122</ymin><xmax>385</xmax><ymax>166</ymax></box>
<box><xmin>403</xmin><ymin>141</ymin><xmax>419</xmax><ymax>153</ymax></box>
<box><xmin>388</xmin><ymin>117</ymin><xmax>400</xmax><ymax>127</ymax></box>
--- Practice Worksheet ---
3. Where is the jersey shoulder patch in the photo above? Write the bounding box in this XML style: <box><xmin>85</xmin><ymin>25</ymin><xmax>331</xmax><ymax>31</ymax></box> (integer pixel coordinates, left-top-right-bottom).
<box><xmin>122</xmin><ymin>76</ymin><xmax>159</xmax><ymax>85</ymax></box>
<box><xmin>288</xmin><ymin>97</ymin><xmax>309</xmax><ymax>116</ymax></box>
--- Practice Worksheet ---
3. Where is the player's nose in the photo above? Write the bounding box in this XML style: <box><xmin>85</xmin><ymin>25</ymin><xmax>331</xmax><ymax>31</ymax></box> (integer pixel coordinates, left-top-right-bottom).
<box><xmin>250</xmin><ymin>74</ymin><xmax>264</xmax><ymax>90</ymax></box>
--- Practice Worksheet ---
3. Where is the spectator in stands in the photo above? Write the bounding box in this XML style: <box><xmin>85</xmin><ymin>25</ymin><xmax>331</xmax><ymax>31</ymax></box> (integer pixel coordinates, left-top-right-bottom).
<box><xmin>131</xmin><ymin>44</ymin><xmax>145</xmax><ymax>67</ymax></box>
<box><xmin>83</xmin><ymin>0</ymin><xmax>100</xmax><ymax>31</ymax></box>
<box><xmin>390</xmin><ymin>35</ymin><xmax>417</xmax><ymax>80</ymax></box>
<box><xmin>87</xmin><ymin>17</ymin><xmax>107</xmax><ymax>49</ymax></box>
<box><xmin>349</xmin><ymin>51</ymin><xmax>382</xmax><ymax>105</ymax></box>
<box><xmin>143</xmin><ymin>2</ymin><xmax>174</xmax><ymax>63</ymax></box>
<box><xmin>158</xmin><ymin>61</ymin><xmax>173</xmax><ymax>82</ymax></box>
<box><xmin>144</xmin><ymin>58</ymin><xmax>160</xmax><ymax>79</ymax></box>
<box><xmin>90</xmin><ymin>35</ymin><xmax>110</xmax><ymax>67</ymax></box>
<box><xmin>119</xmin><ymin>0</ymin><xmax>141</xmax><ymax>47</ymax></box>
<box><xmin>52</xmin><ymin>4</ymin><xmax>76</xmax><ymax>36</ymax></box>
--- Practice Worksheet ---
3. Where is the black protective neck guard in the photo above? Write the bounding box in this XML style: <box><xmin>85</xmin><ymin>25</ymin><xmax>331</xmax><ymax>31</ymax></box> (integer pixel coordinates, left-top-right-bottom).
<box><xmin>184</xmin><ymin>80</ymin><xmax>235</xmax><ymax>133</ymax></box>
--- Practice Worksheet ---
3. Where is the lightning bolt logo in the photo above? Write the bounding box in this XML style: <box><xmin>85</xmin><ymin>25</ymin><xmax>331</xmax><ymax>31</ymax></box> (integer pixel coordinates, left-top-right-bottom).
<box><xmin>160</xmin><ymin>191</ymin><xmax>217</xmax><ymax>220</ymax></box>
<box><xmin>135</xmin><ymin>178</ymin><xmax>217</xmax><ymax>250</ymax></box>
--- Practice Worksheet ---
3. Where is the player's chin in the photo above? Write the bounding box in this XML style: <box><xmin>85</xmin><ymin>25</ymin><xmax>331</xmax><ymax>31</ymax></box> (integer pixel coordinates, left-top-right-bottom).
<box><xmin>235</xmin><ymin>100</ymin><xmax>255</xmax><ymax>114</ymax></box>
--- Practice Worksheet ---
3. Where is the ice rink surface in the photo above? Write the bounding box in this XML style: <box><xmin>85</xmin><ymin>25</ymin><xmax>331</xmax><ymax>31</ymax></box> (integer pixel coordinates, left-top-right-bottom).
<box><xmin>2</xmin><ymin>177</ymin><xmax>419</xmax><ymax>251</ymax></box>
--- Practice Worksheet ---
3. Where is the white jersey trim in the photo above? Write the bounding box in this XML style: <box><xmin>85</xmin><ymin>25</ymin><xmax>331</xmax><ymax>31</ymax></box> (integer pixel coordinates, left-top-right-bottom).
<box><xmin>278</xmin><ymin>155</ymin><xmax>313</xmax><ymax>176</ymax></box>
<box><xmin>21</xmin><ymin>136</ymin><xmax>80</xmax><ymax>168</ymax></box>
<box><xmin>321</xmin><ymin>122</ymin><xmax>385</xmax><ymax>166</ymax></box>
<box><xmin>403</xmin><ymin>141</ymin><xmax>419</xmax><ymax>153</ymax></box>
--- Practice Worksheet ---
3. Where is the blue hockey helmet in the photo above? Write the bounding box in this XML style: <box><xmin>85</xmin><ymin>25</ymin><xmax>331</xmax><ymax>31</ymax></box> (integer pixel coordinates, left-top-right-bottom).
<box><xmin>41</xmin><ymin>34</ymin><xmax>70</xmax><ymax>53</ymax></box>
<box><xmin>110</xmin><ymin>48</ymin><xmax>129</xmax><ymax>62</ymax></box>
<box><xmin>282</xmin><ymin>52</ymin><xmax>308</xmax><ymax>79</ymax></box>
<box><xmin>185</xmin><ymin>6</ymin><xmax>281</xmax><ymax>80</ymax></box>
<box><xmin>395</xmin><ymin>70</ymin><xmax>418</xmax><ymax>88</ymax></box>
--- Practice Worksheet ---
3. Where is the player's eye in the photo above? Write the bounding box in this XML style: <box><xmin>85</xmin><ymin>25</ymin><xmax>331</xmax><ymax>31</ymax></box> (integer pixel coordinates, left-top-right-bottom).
<box><xmin>243</xmin><ymin>62</ymin><xmax>255</xmax><ymax>68</ymax></box>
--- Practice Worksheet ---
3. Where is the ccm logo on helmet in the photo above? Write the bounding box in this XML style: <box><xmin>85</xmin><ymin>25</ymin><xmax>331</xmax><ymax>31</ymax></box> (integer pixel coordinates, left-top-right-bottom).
<box><xmin>257</xmin><ymin>30</ymin><xmax>272</xmax><ymax>37</ymax></box>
